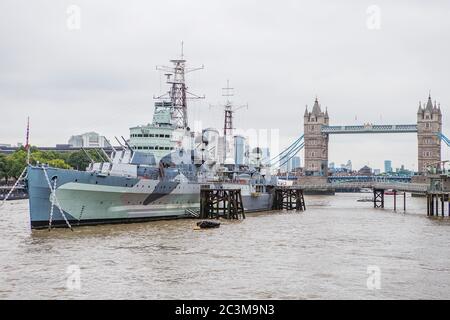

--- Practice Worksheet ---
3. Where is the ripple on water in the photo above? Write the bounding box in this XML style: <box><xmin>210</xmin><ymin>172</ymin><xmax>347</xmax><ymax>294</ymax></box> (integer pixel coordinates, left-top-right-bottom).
<box><xmin>1</xmin><ymin>196</ymin><xmax>450</xmax><ymax>299</ymax></box>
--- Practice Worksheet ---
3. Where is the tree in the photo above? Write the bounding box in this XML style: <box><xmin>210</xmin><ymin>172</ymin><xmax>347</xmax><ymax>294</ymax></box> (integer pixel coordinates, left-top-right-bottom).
<box><xmin>30</xmin><ymin>151</ymin><xmax>72</xmax><ymax>169</ymax></box>
<box><xmin>46</xmin><ymin>159</ymin><xmax>71</xmax><ymax>170</ymax></box>
<box><xmin>2</xmin><ymin>149</ymin><xmax>74</xmax><ymax>181</ymax></box>
<box><xmin>7</xmin><ymin>150</ymin><xmax>27</xmax><ymax>180</ymax></box>
<box><xmin>0</xmin><ymin>154</ymin><xmax>10</xmax><ymax>184</ymax></box>
<box><xmin>66</xmin><ymin>150</ymin><xmax>104</xmax><ymax>171</ymax></box>
<box><xmin>67</xmin><ymin>151</ymin><xmax>91</xmax><ymax>171</ymax></box>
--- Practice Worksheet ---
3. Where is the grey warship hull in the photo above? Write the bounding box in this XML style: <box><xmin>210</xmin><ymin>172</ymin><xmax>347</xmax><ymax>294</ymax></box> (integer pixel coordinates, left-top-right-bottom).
<box><xmin>26</xmin><ymin>165</ymin><xmax>273</xmax><ymax>229</ymax></box>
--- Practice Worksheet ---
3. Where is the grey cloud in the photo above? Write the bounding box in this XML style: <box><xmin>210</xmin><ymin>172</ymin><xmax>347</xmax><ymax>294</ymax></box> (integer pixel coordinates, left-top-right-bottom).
<box><xmin>0</xmin><ymin>0</ymin><xmax>449</xmax><ymax>171</ymax></box>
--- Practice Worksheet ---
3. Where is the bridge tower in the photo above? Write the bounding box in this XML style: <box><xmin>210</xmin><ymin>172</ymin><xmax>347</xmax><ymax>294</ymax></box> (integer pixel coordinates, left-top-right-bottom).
<box><xmin>303</xmin><ymin>98</ymin><xmax>329</xmax><ymax>175</ymax></box>
<box><xmin>417</xmin><ymin>94</ymin><xmax>442</xmax><ymax>173</ymax></box>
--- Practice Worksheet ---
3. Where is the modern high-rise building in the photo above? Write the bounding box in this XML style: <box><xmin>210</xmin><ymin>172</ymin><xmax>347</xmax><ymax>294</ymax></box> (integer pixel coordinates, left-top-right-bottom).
<box><xmin>68</xmin><ymin>132</ymin><xmax>108</xmax><ymax>148</ymax></box>
<box><xmin>384</xmin><ymin>160</ymin><xmax>392</xmax><ymax>173</ymax></box>
<box><xmin>234</xmin><ymin>135</ymin><xmax>246</xmax><ymax>166</ymax></box>
<box><xmin>280</xmin><ymin>155</ymin><xmax>301</xmax><ymax>173</ymax></box>
<box><xmin>340</xmin><ymin>160</ymin><xmax>352</xmax><ymax>172</ymax></box>
<box><xmin>260</xmin><ymin>148</ymin><xmax>271</xmax><ymax>163</ymax></box>
<box><xmin>289</xmin><ymin>156</ymin><xmax>301</xmax><ymax>171</ymax></box>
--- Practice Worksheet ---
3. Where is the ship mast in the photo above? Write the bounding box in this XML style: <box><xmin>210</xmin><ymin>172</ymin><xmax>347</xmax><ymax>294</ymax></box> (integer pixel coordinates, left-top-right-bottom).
<box><xmin>220</xmin><ymin>80</ymin><xmax>248</xmax><ymax>164</ymax></box>
<box><xmin>223</xmin><ymin>80</ymin><xmax>234</xmax><ymax>139</ymax></box>
<box><xmin>154</xmin><ymin>42</ymin><xmax>205</xmax><ymax>129</ymax></box>
<box><xmin>25</xmin><ymin>117</ymin><xmax>30</xmax><ymax>164</ymax></box>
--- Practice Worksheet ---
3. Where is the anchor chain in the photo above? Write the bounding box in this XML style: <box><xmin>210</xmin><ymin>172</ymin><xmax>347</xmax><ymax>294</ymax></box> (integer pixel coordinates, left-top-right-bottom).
<box><xmin>48</xmin><ymin>177</ymin><xmax>57</xmax><ymax>230</ymax></box>
<box><xmin>42</xmin><ymin>166</ymin><xmax>73</xmax><ymax>231</ymax></box>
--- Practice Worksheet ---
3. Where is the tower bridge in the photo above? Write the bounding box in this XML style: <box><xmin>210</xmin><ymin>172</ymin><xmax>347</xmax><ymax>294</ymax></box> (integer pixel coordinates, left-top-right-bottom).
<box><xmin>303</xmin><ymin>94</ymin><xmax>443</xmax><ymax>176</ymax></box>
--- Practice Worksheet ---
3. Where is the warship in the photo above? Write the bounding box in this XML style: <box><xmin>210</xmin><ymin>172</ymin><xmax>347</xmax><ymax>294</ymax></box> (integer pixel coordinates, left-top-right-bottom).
<box><xmin>26</xmin><ymin>53</ymin><xmax>275</xmax><ymax>229</ymax></box>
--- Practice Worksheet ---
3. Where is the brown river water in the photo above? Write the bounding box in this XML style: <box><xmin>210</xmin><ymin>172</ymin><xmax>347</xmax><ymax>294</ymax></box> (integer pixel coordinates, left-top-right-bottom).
<box><xmin>0</xmin><ymin>193</ymin><xmax>449</xmax><ymax>300</ymax></box>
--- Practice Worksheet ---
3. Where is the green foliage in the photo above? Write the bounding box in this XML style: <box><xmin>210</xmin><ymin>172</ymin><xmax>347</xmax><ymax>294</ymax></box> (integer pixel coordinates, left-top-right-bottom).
<box><xmin>29</xmin><ymin>150</ymin><xmax>73</xmax><ymax>170</ymax></box>
<box><xmin>0</xmin><ymin>148</ymin><xmax>109</xmax><ymax>182</ymax></box>
<box><xmin>67</xmin><ymin>151</ymin><xmax>91</xmax><ymax>171</ymax></box>
<box><xmin>46</xmin><ymin>159</ymin><xmax>71</xmax><ymax>170</ymax></box>
<box><xmin>87</xmin><ymin>150</ymin><xmax>105</xmax><ymax>162</ymax></box>
<box><xmin>66</xmin><ymin>150</ymin><xmax>103</xmax><ymax>171</ymax></box>
<box><xmin>7</xmin><ymin>150</ymin><xmax>27</xmax><ymax>179</ymax></box>
<box><xmin>0</xmin><ymin>154</ymin><xmax>10</xmax><ymax>183</ymax></box>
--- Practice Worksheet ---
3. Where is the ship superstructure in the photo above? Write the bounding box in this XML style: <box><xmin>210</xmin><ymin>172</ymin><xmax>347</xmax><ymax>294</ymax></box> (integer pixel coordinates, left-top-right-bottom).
<box><xmin>129</xmin><ymin>45</ymin><xmax>204</xmax><ymax>162</ymax></box>
<box><xmin>129</xmin><ymin>101</ymin><xmax>175</xmax><ymax>161</ymax></box>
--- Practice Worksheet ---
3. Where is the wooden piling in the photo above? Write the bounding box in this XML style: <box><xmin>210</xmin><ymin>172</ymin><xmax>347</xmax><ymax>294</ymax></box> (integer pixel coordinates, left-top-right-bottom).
<box><xmin>200</xmin><ymin>188</ymin><xmax>245</xmax><ymax>220</ymax></box>
<box><xmin>435</xmin><ymin>195</ymin><xmax>439</xmax><ymax>216</ymax></box>
<box><xmin>393</xmin><ymin>190</ymin><xmax>397</xmax><ymax>211</ymax></box>
<box><xmin>273</xmin><ymin>188</ymin><xmax>306</xmax><ymax>211</ymax></box>
<box><xmin>373</xmin><ymin>189</ymin><xmax>384</xmax><ymax>209</ymax></box>
<box><xmin>431</xmin><ymin>194</ymin><xmax>434</xmax><ymax>216</ymax></box>
<box><xmin>403</xmin><ymin>192</ymin><xmax>406</xmax><ymax>211</ymax></box>
<box><xmin>426</xmin><ymin>192</ymin><xmax>450</xmax><ymax>218</ymax></box>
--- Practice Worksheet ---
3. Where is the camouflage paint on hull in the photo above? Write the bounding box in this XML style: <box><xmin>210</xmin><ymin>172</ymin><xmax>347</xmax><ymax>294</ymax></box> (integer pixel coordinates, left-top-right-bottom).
<box><xmin>26</xmin><ymin>166</ymin><xmax>273</xmax><ymax>229</ymax></box>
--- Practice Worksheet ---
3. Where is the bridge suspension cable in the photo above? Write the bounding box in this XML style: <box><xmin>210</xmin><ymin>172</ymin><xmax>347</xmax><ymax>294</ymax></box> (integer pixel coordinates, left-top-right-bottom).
<box><xmin>276</xmin><ymin>142</ymin><xmax>305</xmax><ymax>169</ymax></box>
<box><xmin>264</xmin><ymin>134</ymin><xmax>304</xmax><ymax>166</ymax></box>
<box><xmin>267</xmin><ymin>138</ymin><xmax>305</xmax><ymax>169</ymax></box>
<box><xmin>438</xmin><ymin>133</ymin><xmax>450</xmax><ymax>147</ymax></box>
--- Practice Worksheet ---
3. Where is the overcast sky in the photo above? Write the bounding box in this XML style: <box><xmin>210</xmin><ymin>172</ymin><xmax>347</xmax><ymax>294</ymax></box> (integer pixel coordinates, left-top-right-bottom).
<box><xmin>1</xmin><ymin>0</ymin><xmax>449</xmax><ymax>171</ymax></box>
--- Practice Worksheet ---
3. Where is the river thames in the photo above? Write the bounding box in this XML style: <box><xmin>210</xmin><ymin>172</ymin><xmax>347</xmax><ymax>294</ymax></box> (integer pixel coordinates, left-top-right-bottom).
<box><xmin>1</xmin><ymin>193</ymin><xmax>449</xmax><ymax>299</ymax></box>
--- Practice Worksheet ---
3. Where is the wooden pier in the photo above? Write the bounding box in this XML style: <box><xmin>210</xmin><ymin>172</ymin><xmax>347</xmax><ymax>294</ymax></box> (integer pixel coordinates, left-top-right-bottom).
<box><xmin>426</xmin><ymin>192</ymin><xmax>450</xmax><ymax>217</ymax></box>
<box><xmin>373</xmin><ymin>189</ymin><xmax>385</xmax><ymax>209</ymax></box>
<box><xmin>373</xmin><ymin>189</ymin><xmax>407</xmax><ymax>211</ymax></box>
<box><xmin>272</xmin><ymin>188</ymin><xmax>306</xmax><ymax>211</ymax></box>
<box><xmin>199</xmin><ymin>188</ymin><xmax>245</xmax><ymax>220</ymax></box>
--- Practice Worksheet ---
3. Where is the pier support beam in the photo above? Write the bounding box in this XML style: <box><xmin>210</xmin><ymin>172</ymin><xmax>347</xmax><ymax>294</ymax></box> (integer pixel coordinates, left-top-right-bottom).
<box><xmin>426</xmin><ymin>192</ymin><xmax>450</xmax><ymax>217</ymax></box>
<box><xmin>435</xmin><ymin>195</ymin><xmax>439</xmax><ymax>216</ymax></box>
<box><xmin>200</xmin><ymin>189</ymin><xmax>245</xmax><ymax>220</ymax></box>
<box><xmin>393</xmin><ymin>190</ymin><xmax>397</xmax><ymax>211</ymax></box>
<box><xmin>373</xmin><ymin>189</ymin><xmax>384</xmax><ymax>209</ymax></box>
<box><xmin>273</xmin><ymin>188</ymin><xmax>306</xmax><ymax>211</ymax></box>
<box><xmin>403</xmin><ymin>192</ymin><xmax>406</xmax><ymax>211</ymax></box>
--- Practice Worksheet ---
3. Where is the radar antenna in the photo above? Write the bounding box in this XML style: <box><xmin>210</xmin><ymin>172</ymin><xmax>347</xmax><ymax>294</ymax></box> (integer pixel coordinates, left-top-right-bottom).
<box><xmin>222</xmin><ymin>80</ymin><xmax>248</xmax><ymax>140</ymax></box>
<box><xmin>210</xmin><ymin>80</ymin><xmax>248</xmax><ymax>164</ymax></box>
<box><xmin>154</xmin><ymin>42</ymin><xmax>205</xmax><ymax>129</ymax></box>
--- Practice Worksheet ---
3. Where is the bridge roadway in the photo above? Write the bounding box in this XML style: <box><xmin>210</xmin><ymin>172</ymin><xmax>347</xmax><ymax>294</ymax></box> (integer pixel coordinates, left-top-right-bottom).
<box><xmin>321</xmin><ymin>124</ymin><xmax>418</xmax><ymax>134</ymax></box>
<box><xmin>292</xmin><ymin>181</ymin><xmax>429</xmax><ymax>193</ymax></box>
